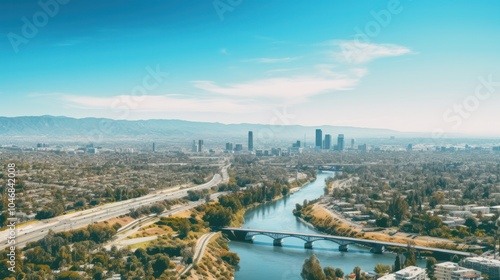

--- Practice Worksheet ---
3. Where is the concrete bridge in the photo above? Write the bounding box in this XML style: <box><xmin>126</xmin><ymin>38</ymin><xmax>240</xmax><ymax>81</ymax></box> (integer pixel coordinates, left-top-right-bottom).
<box><xmin>221</xmin><ymin>228</ymin><xmax>474</xmax><ymax>258</ymax></box>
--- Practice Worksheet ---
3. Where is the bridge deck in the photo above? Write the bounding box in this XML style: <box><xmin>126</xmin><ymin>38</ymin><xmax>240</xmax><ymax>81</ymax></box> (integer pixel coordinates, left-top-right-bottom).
<box><xmin>222</xmin><ymin>227</ymin><xmax>472</xmax><ymax>257</ymax></box>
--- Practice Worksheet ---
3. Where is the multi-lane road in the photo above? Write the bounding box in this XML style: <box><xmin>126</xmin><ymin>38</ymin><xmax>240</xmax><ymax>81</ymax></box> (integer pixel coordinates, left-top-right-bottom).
<box><xmin>0</xmin><ymin>165</ymin><xmax>229</xmax><ymax>250</ymax></box>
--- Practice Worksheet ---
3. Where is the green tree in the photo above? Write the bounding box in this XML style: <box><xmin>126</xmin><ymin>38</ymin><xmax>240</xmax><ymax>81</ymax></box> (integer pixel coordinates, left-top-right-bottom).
<box><xmin>429</xmin><ymin>192</ymin><xmax>445</xmax><ymax>208</ymax></box>
<box><xmin>426</xmin><ymin>257</ymin><xmax>437</xmax><ymax>278</ymax></box>
<box><xmin>464</xmin><ymin>217</ymin><xmax>478</xmax><ymax>233</ymax></box>
<box><xmin>388</xmin><ymin>194</ymin><xmax>409</xmax><ymax>226</ymax></box>
<box><xmin>221</xmin><ymin>250</ymin><xmax>240</xmax><ymax>266</ymax></box>
<box><xmin>374</xmin><ymin>263</ymin><xmax>391</xmax><ymax>275</ymax></box>
<box><xmin>202</xmin><ymin>204</ymin><xmax>232</xmax><ymax>228</ymax></box>
<box><xmin>324</xmin><ymin>266</ymin><xmax>336</xmax><ymax>280</ymax></box>
<box><xmin>405</xmin><ymin>243</ymin><xmax>417</xmax><ymax>267</ymax></box>
<box><xmin>394</xmin><ymin>254</ymin><xmax>402</xmax><ymax>272</ymax></box>
<box><xmin>301</xmin><ymin>254</ymin><xmax>326</xmax><ymax>280</ymax></box>
<box><xmin>353</xmin><ymin>266</ymin><xmax>363</xmax><ymax>280</ymax></box>
<box><xmin>57</xmin><ymin>271</ymin><xmax>83</xmax><ymax>280</ymax></box>
<box><xmin>334</xmin><ymin>268</ymin><xmax>344</xmax><ymax>279</ymax></box>
<box><xmin>150</xmin><ymin>203</ymin><xmax>165</xmax><ymax>215</ymax></box>
<box><xmin>151</xmin><ymin>255</ymin><xmax>170</xmax><ymax>278</ymax></box>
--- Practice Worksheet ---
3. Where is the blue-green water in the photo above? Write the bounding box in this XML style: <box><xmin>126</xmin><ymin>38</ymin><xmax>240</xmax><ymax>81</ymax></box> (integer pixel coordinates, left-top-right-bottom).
<box><xmin>230</xmin><ymin>172</ymin><xmax>423</xmax><ymax>280</ymax></box>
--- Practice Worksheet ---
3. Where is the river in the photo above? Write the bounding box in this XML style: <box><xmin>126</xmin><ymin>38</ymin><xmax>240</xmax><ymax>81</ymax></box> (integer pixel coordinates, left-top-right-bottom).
<box><xmin>229</xmin><ymin>172</ymin><xmax>423</xmax><ymax>280</ymax></box>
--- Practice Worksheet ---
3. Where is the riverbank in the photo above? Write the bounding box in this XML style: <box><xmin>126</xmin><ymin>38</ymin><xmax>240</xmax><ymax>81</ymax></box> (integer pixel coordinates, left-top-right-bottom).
<box><xmin>181</xmin><ymin>173</ymin><xmax>315</xmax><ymax>278</ymax></box>
<box><xmin>302</xmin><ymin>203</ymin><xmax>458</xmax><ymax>249</ymax></box>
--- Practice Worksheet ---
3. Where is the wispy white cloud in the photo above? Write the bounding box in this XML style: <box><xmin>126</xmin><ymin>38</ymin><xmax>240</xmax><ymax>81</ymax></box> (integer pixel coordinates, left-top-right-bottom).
<box><xmin>243</xmin><ymin>57</ymin><xmax>299</xmax><ymax>63</ymax></box>
<box><xmin>61</xmin><ymin>94</ymin><xmax>260</xmax><ymax>113</ymax></box>
<box><xmin>220</xmin><ymin>48</ymin><xmax>229</xmax><ymax>55</ymax></box>
<box><xmin>331</xmin><ymin>41</ymin><xmax>413</xmax><ymax>64</ymax></box>
<box><xmin>192</xmin><ymin>73</ymin><xmax>361</xmax><ymax>102</ymax></box>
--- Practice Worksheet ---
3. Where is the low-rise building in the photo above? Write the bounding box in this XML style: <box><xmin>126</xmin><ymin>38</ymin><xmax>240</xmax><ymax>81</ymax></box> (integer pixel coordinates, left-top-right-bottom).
<box><xmin>378</xmin><ymin>266</ymin><xmax>426</xmax><ymax>280</ymax></box>
<box><xmin>462</xmin><ymin>257</ymin><xmax>500</xmax><ymax>280</ymax></box>
<box><xmin>438</xmin><ymin>205</ymin><xmax>463</xmax><ymax>211</ymax></box>
<box><xmin>441</xmin><ymin>216</ymin><xmax>466</xmax><ymax>228</ymax></box>
<box><xmin>449</xmin><ymin>211</ymin><xmax>473</xmax><ymax>218</ymax></box>
<box><xmin>470</xmin><ymin>207</ymin><xmax>490</xmax><ymax>214</ymax></box>
<box><xmin>435</xmin><ymin>261</ymin><xmax>461</xmax><ymax>280</ymax></box>
<box><xmin>451</xmin><ymin>268</ymin><xmax>483</xmax><ymax>280</ymax></box>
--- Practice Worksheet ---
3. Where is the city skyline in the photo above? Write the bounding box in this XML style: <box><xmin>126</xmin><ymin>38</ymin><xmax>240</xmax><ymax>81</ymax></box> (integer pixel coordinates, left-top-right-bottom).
<box><xmin>1</xmin><ymin>1</ymin><xmax>500</xmax><ymax>137</ymax></box>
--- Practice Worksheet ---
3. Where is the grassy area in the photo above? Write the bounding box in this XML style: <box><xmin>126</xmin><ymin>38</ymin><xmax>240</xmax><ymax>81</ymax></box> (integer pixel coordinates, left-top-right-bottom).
<box><xmin>127</xmin><ymin>240</ymin><xmax>155</xmax><ymax>250</ymax></box>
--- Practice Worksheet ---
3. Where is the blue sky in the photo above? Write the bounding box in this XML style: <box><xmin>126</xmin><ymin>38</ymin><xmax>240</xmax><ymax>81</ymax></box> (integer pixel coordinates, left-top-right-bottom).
<box><xmin>1</xmin><ymin>0</ymin><xmax>500</xmax><ymax>136</ymax></box>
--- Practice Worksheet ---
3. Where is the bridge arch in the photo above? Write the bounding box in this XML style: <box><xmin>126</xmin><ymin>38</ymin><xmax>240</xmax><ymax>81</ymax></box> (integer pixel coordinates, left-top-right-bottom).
<box><xmin>245</xmin><ymin>232</ymin><xmax>353</xmax><ymax>246</ymax></box>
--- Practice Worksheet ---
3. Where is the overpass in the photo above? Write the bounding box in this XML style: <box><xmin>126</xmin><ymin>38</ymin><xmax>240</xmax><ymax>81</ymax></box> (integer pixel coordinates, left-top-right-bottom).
<box><xmin>221</xmin><ymin>228</ymin><xmax>474</xmax><ymax>259</ymax></box>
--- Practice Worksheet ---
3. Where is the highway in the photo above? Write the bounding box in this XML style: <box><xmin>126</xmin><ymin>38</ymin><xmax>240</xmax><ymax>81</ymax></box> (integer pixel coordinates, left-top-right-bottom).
<box><xmin>0</xmin><ymin>165</ymin><xmax>229</xmax><ymax>250</ymax></box>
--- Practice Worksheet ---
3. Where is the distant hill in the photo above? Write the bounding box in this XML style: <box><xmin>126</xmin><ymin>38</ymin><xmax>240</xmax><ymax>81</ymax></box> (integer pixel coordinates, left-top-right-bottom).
<box><xmin>0</xmin><ymin>116</ymin><xmax>417</xmax><ymax>143</ymax></box>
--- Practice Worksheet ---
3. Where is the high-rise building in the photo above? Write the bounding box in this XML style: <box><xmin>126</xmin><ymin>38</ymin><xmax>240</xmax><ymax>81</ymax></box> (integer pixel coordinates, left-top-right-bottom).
<box><xmin>152</xmin><ymin>142</ymin><xmax>156</xmax><ymax>152</ymax></box>
<box><xmin>248</xmin><ymin>131</ymin><xmax>253</xmax><ymax>151</ymax></box>
<box><xmin>292</xmin><ymin>140</ymin><xmax>301</xmax><ymax>148</ymax></box>
<box><xmin>225</xmin><ymin>142</ymin><xmax>233</xmax><ymax>152</ymax></box>
<box><xmin>191</xmin><ymin>140</ymin><xmax>197</xmax><ymax>152</ymax></box>
<box><xmin>234</xmin><ymin>144</ymin><xmax>243</xmax><ymax>152</ymax></box>
<box><xmin>315</xmin><ymin>129</ymin><xmax>323</xmax><ymax>149</ymax></box>
<box><xmin>198</xmin><ymin>140</ymin><xmax>204</xmax><ymax>153</ymax></box>
<box><xmin>324</xmin><ymin>134</ymin><xmax>332</xmax><ymax>150</ymax></box>
<box><xmin>337</xmin><ymin>134</ymin><xmax>345</xmax><ymax>151</ymax></box>
<box><xmin>351</xmin><ymin>139</ymin><xmax>355</xmax><ymax>149</ymax></box>
<box><xmin>407</xmin><ymin>144</ymin><xmax>413</xmax><ymax>152</ymax></box>
<box><xmin>358</xmin><ymin>144</ymin><xmax>367</xmax><ymax>152</ymax></box>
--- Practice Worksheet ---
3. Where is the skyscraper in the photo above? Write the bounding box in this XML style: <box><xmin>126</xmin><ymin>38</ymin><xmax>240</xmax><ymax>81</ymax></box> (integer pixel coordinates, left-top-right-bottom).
<box><xmin>351</xmin><ymin>139</ymin><xmax>355</xmax><ymax>150</ymax></box>
<box><xmin>191</xmin><ymin>140</ymin><xmax>197</xmax><ymax>152</ymax></box>
<box><xmin>226</xmin><ymin>142</ymin><xmax>233</xmax><ymax>152</ymax></box>
<box><xmin>324</xmin><ymin>134</ymin><xmax>332</xmax><ymax>150</ymax></box>
<box><xmin>198</xmin><ymin>140</ymin><xmax>204</xmax><ymax>153</ymax></box>
<box><xmin>248</xmin><ymin>131</ymin><xmax>253</xmax><ymax>151</ymax></box>
<box><xmin>152</xmin><ymin>142</ymin><xmax>156</xmax><ymax>152</ymax></box>
<box><xmin>315</xmin><ymin>129</ymin><xmax>322</xmax><ymax>149</ymax></box>
<box><xmin>337</xmin><ymin>134</ymin><xmax>344</xmax><ymax>151</ymax></box>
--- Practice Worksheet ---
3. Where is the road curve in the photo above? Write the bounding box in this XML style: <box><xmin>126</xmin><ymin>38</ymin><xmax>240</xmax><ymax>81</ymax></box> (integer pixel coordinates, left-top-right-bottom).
<box><xmin>179</xmin><ymin>232</ymin><xmax>218</xmax><ymax>276</ymax></box>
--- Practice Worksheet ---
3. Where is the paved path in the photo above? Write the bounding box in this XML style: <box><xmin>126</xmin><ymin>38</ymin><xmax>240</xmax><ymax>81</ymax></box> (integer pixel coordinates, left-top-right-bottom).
<box><xmin>179</xmin><ymin>232</ymin><xmax>218</xmax><ymax>276</ymax></box>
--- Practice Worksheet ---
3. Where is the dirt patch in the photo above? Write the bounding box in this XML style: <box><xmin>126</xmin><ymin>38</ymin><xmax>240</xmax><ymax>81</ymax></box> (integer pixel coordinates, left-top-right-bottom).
<box><xmin>174</xmin><ymin>209</ymin><xmax>194</xmax><ymax>219</ymax></box>
<box><xmin>131</xmin><ymin>224</ymin><xmax>173</xmax><ymax>238</ymax></box>
<box><xmin>105</xmin><ymin>216</ymin><xmax>135</xmax><ymax>227</ymax></box>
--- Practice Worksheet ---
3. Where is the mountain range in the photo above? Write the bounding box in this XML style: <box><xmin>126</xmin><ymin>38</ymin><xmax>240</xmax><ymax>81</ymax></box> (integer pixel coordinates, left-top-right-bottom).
<box><xmin>0</xmin><ymin>116</ymin><xmax>423</xmax><ymax>143</ymax></box>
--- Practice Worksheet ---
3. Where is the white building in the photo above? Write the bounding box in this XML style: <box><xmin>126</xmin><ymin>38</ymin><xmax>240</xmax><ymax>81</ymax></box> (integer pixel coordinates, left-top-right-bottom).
<box><xmin>462</xmin><ymin>257</ymin><xmax>500</xmax><ymax>280</ymax></box>
<box><xmin>470</xmin><ymin>207</ymin><xmax>490</xmax><ymax>214</ymax></box>
<box><xmin>441</xmin><ymin>216</ymin><xmax>466</xmax><ymax>228</ymax></box>
<box><xmin>490</xmin><ymin>206</ymin><xmax>500</xmax><ymax>213</ymax></box>
<box><xmin>451</xmin><ymin>268</ymin><xmax>483</xmax><ymax>280</ymax></box>
<box><xmin>378</xmin><ymin>274</ymin><xmax>397</xmax><ymax>280</ymax></box>
<box><xmin>449</xmin><ymin>211</ymin><xmax>473</xmax><ymax>218</ymax></box>
<box><xmin>379</xmin><ymin>266</ymin><xmax>426</xmax><ymax>280</ymax></box>
<box><xmin>395</xmin><ymin>266</ymin><xmax>427</xmax><ymax>280</ymax></box>
<box><xmin>435</xmin><ymin>262</ymin><xmax>461</xmax><ymax>280</ymax></box>
<box><xmin>438</xmin><ymin>205</ymin><xmax>463</xmax><ymax>211</ymax></box>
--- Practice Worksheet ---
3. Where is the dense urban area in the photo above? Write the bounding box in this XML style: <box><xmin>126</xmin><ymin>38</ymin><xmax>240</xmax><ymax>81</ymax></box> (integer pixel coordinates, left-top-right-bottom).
<box><xmin>1</xmin><ymin>131</ymin><xmax>500</xmax><ymax>280</ymax></box>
